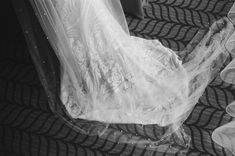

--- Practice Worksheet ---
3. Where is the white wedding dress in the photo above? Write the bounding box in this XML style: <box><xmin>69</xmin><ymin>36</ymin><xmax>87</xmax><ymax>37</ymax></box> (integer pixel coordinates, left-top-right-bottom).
<box><xmin>31</xmin><ymin>0</ymin><xmax>234</xmax><ymax>130</ymax></box>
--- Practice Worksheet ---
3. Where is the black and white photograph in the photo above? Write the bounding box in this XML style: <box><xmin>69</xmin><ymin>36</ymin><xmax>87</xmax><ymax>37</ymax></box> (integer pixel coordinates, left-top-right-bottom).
<box><xmin>1</xmin><ymin>0</ymin><xmax>235</xmax><ymax>155</ymax></box>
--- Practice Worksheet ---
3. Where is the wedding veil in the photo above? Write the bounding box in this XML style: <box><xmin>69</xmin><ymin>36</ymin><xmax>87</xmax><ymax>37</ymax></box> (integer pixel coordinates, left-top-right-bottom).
<box><xmin>23</xmin><ymin>0</ymin><xmax>234</xmax><ymax>153</ymax></box>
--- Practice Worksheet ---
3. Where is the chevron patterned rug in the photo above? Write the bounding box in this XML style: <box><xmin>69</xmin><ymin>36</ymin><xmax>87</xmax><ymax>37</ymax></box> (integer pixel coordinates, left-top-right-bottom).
<box><xmin>1</xmin><ymin>0</ymin><xmax>235</xmax><ymax>155</ymax></box>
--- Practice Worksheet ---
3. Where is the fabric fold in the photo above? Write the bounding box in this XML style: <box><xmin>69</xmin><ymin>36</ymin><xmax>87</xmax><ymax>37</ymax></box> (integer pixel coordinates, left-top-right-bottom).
<box><xmin>212</xmin><ymin>3</ymin><xmax>235</xmax><ymax>155</ymax></box>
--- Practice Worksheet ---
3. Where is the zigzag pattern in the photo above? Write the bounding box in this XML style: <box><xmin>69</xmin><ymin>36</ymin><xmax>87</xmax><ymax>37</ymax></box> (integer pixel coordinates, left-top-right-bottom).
<box><xmin>1</xmin><ymin>0</ymin><xmax>235</xmax><ymax>155</ymax></box>
<box><xmin>127</xmin><ymin>0</ymin><xmax>234</xmax><ymax>51</ymax></box>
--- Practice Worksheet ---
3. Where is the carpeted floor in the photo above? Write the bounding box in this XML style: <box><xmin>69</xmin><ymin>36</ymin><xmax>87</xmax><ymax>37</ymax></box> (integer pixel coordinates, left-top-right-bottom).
<box><xmin>1</xmin><ymin>0</ymin><xmax>235</xmax><ymax>155</ymax></box>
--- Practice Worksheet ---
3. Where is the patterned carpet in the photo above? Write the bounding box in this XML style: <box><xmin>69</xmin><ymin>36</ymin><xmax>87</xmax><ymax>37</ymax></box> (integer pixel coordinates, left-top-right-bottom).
<box><xmin>1</xmin><ymin>0</ymin><xmax>235</xmax><ymax>155</ymax></box>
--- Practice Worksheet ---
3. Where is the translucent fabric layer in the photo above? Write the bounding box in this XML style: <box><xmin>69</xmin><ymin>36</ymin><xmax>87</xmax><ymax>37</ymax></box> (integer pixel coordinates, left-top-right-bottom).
<box><xmin>13</xmin><ymin>0</ymin><xmax>234</xmax><ymax>153</ymax></box>
<box><xmin>212</xmin><ymin>3</ymin><xmax>235</xmax><ymax>155</ymax></box>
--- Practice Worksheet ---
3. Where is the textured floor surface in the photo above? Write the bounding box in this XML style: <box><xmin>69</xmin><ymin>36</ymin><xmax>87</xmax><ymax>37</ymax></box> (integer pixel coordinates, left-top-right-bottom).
<box><xmin>1</xmin><ymin>0</ymin><xmax>235</xmax><ymax>155</ymax></box>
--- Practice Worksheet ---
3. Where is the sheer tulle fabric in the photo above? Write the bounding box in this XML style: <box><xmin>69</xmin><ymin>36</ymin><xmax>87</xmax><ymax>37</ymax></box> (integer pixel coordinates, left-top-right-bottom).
<box><xmin>28</xmin><ymin>0</ymin><xmax>234</xmax><ymax>152</ymax></box>
<box><xmin>212</xmin><ymin>3</ymin><xmax>235</xmax><ymax>155</ymax></box>
<box><xmin>31</xmin><ymin>0</ymin><xmax>189</xmax><ymax>126</ymax></box>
